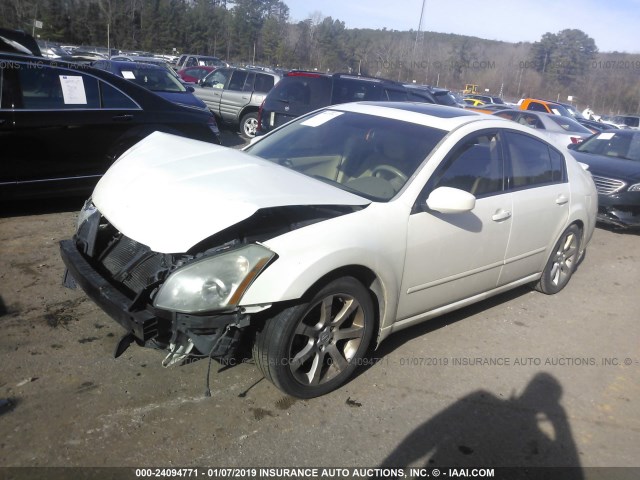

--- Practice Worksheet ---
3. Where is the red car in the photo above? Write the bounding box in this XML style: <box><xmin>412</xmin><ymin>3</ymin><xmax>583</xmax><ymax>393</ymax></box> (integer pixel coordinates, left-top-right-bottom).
<box><xmin>177</xmin><ymin>66</ymin><xmax>217</xmax><ymax>83</ymax></box>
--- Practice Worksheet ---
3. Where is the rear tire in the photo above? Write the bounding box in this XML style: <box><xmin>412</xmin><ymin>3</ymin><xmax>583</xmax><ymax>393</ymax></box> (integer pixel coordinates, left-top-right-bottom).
<box><xmin>240</xmin><ymin>112</ymin><xmax>259</xmax><ymax>139</ymax></box>
<box><xmin>536</xmin><ymin>224</ymin><xmax>582</xmax><ymax>294</ymax></box>
<box><xmin>253</xmin><ymin>277</ymin><xmax>374</xmax><ymax>398</ymax></box>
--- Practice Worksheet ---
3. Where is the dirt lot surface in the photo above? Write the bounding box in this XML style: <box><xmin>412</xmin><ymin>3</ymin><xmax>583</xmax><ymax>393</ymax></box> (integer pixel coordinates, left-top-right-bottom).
<box><xmin>1</xmin><ymin>167</ymin><xmax>639</xmax><ymax>476</ymax></box>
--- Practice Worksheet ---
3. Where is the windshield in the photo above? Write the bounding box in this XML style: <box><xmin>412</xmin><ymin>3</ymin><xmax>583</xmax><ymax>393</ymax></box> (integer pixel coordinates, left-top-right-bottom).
<box><xmin>576</xmin><ymin>131</ymin><xmax>640</xmax><ymax>161</ymax></box>
<box><xmin>119</xmin><ymin>65</ymin><xmax>186</xmax><ymax>93</ymax></box>
<box><xmin>245</xmin><ymin>109</ymin><xmax>447</xmax><ymax>201</ymax></box>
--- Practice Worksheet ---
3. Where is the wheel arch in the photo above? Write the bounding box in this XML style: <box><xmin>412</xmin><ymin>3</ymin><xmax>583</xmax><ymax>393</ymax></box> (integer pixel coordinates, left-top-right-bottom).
<box><xmin>298</xmin><ymin>265</ymin><xmax>384</xmax><ymax>344</ymax></box>
<box><xmin>246</xmin><ymin>261</ymin><xmax>394</xmax><ymax>349</ymax></box>
<box><xmin>239</xmin><ymin>105</ymin><xmax>259</xmax><ymax>121</ymax></box>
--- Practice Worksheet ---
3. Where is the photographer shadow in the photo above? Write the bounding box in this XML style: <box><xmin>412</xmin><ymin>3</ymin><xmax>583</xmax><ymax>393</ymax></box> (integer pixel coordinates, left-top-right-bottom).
<box><xmin>375</xmin><ymin>372</ymin><xmax>583</xmax><ymax>479</ymax></box>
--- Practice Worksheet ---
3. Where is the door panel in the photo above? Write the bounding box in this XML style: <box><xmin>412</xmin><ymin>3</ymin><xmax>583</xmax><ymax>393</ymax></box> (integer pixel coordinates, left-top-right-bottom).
<box><xmin>397</xmin><ymin>195</ymin><xmax>513</xmax><ymax>320</ymax></box>
<box><xmin>397</xmin><ymin>131</ymin><xmax>512</xmax><ymax>320</ymax></box>
<box><xmin>499</xmin><ymin>132</ymin><xmax>570</xmax><ymax>284</ymax></box>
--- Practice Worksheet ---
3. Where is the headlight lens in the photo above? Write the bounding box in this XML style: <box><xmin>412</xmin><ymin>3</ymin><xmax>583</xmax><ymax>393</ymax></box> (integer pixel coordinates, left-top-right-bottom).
<box><xmin>153</xmin><ymin>244</ymin><xmax>275</xmax><ymax>313</ymax></box>
<box><xmin>628</xmin><ymin>183</ymin><xmax>640</xmax><ymax>192</ymax></box>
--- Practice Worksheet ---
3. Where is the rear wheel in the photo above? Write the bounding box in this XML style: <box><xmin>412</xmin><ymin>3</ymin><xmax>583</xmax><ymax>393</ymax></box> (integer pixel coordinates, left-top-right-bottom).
<box><xmin>240</xmin><ymin>112</ymin><xmax>259</xmax><ymax>138</ymax></box>
<box><xmin>536</xmin><ymin>224</ymin><xmax>582</xmax><ymax>294</ymax></box>
<box><xmin>253</xmin><ymin>277</ymin><xmax>374</xmax><ymax>398</ymax></box>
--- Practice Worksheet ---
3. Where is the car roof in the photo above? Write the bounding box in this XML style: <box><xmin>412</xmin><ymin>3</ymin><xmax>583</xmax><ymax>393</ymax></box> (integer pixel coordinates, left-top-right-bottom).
<box><xmin>325</xmin><ymin>101</ymin><xmax>491</xmax><ymax>131</ymax></box>
<box><xmin>286</xmin><ymin>70</ymin><xmax>402</xmax><ymax>85</ymax></box>
<box><xmin>105</xmin><ymin>60</ymin><xmax>165</xmax><ymax>70</ymax></box>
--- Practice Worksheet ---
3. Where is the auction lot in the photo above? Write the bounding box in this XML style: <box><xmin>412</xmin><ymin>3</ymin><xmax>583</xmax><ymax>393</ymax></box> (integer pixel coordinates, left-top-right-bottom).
<box><xmin>0</xmin><ymin>130</ymin><xmax>638</xmax><ymax>473</ymax></box>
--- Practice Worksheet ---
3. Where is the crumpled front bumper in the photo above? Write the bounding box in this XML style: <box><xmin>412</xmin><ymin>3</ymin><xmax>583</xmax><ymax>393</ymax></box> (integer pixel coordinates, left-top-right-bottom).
<box><xmin>597</xmin><ymin>193</ymin><xmax>640</xmax><ymax>228</ymax></box>
<box><xmin>60</xmin><ymin>239</ymin><xmax>249</xmax><ymax>357</ymax></box>
<box><xmin>60</xmin><ymin>239</ymin><xmax>158</xmax><ymax>341</ymax></box>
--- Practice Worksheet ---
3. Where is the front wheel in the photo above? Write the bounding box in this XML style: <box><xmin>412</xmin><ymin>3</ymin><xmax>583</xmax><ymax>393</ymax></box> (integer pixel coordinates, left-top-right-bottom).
<box><xmin>536</xmin><ymin>224</ymin><xmax>582</xmax><ymax>294</ymax></box>
<box><xmin>240</xmin><ymin>112</ymin><xmax>259</xmax><ymax>139</ymax></box>
<box><xmin>253</xmin><ymin>277</ymin><xmax>375</xmax><ymax>398</ymax></box>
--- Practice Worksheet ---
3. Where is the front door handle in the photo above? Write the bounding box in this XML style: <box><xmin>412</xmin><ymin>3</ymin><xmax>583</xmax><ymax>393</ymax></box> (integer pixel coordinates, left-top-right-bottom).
<box><xmin>492</xmin><ymin>209</ymin><xmax>512</xmax><ymax>222</ymax></box>
<box><xmin>556</xmin><ymin>194</ymin><xmax>569</xmax><ymax>205</ymax></box>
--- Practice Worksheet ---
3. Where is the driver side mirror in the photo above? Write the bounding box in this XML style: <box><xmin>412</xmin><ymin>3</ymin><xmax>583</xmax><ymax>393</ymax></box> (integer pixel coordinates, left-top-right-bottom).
<box><xmin>426</xmin><ymin>187</ymin><xmax>476</xmax><ymax>214</ymax></box>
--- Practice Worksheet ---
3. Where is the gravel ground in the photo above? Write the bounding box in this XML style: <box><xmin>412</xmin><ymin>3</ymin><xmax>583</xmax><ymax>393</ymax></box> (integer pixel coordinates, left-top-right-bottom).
<box><xmin>0</xmin><ymin>140</ymin><xmax>638</xmax><ymax>476</ymax></box>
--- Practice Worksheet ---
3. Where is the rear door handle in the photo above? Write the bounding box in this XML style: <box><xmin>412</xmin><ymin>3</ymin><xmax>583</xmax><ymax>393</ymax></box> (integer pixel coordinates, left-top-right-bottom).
<box><xmin>492</xmin><ymin>209</ymin><xmax>512</xmax><ymax>222</ymax></box>
<box><xmin>112</xmin><ymin>114</ymin><xmax>133</xmax><ymax>121</ymax></box>
<box><xmin>556</xmin><ymin>194</ymin><xmax>569</xmax><ymax>205</ymax></box>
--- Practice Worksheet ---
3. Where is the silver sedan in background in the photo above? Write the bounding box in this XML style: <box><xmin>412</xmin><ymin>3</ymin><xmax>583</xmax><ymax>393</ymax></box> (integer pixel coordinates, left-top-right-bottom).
<box><xmin>494</xmin><ymin>109</ymin><xmax>594</xmax><ymax>148</ymax></box>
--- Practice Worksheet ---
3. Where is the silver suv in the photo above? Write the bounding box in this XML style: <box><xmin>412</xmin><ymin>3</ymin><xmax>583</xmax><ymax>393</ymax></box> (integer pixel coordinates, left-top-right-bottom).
<box><xmin>193</xmin><ymin>67</ymin><xmax>281</xmax><ymax>138</ymax></box>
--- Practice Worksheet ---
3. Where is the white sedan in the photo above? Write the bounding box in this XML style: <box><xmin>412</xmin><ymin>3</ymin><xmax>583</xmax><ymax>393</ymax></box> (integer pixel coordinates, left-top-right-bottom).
<box><xmin>60</xmin><ymin>102</ymin><xmax>597</xmax><ymax>398</ymax></box>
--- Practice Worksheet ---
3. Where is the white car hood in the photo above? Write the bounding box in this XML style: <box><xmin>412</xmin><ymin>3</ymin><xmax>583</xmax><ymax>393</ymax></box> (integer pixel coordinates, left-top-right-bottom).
<box><xmin>92</xmin><ymin>132</ymin><xmax>370</xmax><ymax>253</ymax></box>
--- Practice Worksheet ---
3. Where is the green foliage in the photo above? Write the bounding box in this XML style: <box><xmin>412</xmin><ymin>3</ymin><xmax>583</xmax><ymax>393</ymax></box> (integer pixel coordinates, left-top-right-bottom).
<box><xmin>530</xmin><ymin>29</ymin><xmax>598</xmax><ymax>86</ymax></box>
<box><xmin>0</xmin><ymin>2</ymin><xmax>638</xmax><ymax>113</ymax></box>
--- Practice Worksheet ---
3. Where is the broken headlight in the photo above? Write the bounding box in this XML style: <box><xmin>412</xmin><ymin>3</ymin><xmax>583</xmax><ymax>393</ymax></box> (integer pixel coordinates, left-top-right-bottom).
<box><xmin>153</xmin><ymin>244</ymin><xmax>275</xmax><ymax>313</ymax></box>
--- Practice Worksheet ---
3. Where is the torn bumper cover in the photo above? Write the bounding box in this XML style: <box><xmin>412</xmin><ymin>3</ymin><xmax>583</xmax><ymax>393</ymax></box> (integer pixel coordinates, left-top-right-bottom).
<box><xmin>60</xmin><ymin>236</ymin><xmax>251</xmax><ymax>360</ymax></box>
<box><xmin>596</xmin><ymin>193</ymin><xmax>640</xmax><ymax>229</ymax></box>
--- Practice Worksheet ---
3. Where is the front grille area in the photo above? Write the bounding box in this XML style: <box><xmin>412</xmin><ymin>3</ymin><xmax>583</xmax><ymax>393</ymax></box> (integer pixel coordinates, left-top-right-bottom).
<box><xmin>100</xmin><ymin>236</ymin><xmax>165</xmax><ymax>294</ymax></box>
<box><xmin>591</xmin><ymin>175</ymin><xmax>626</xmax><ymax>195</ymax></box>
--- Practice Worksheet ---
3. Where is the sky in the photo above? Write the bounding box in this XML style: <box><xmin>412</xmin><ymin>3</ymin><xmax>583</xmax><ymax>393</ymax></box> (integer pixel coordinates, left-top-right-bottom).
<box><xmin>283</xmin><ymin>0</ymin><xmax>640</xmax><ymax>54</ymax></box>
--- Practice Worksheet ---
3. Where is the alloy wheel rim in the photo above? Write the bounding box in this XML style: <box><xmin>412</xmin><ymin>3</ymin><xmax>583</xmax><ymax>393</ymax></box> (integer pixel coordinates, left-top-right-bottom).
<box><xmin>244</xmin><ymin>118</ymin><xmax>258</xmax><ymax>137</ymax></box>
<box><xmin>288</xmin><ymin>294</ymin><xmax>365</xmax><ymax>386</ymax></box>
<box><xmin>549</xmin><ymin>232</ymin><xmax>578</xmax><ymax>287</ymax></box>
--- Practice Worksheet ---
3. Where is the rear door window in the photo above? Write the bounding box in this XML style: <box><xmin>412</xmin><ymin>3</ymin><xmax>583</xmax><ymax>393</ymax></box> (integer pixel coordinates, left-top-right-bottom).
<box><xmin>228</xmin><ymin>70</ymin><xmax>248</xmax><ymax>91</ymax></box>
<box><xmin>504</xmin><ymin>131</ymin><xmax>566</xmax><ymax>189</ymax></box>
<box><xmin>17</xmin><ymin>65</ymin><xmax>100</xmax><ymax>109</ymax></box>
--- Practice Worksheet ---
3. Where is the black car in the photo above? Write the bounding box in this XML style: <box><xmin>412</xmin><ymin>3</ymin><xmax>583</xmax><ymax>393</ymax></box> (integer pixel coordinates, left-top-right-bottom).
<box><xmin>0</xmin><ymin>52</ymin><xmax>220</xmax><ymax>200</ymax></box>
<box><xmin>0</xmin><ymin>28</ymin><xmax>41</xmax><ymax>56</ymax></box>
<box><xmin>257</xmin><ymin>71</ymin><xmax>411</xmax><ymax>134</ymax></box>
<box><xmin>569</xmin><ymin>130</ymin><xmax>640</xmax><ymax>228</ymax></box>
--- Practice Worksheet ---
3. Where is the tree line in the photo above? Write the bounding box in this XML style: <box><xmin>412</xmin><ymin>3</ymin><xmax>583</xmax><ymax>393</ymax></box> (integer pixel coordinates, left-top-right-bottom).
<box><xmin>2</xmin><ymin>0</ymin><xmax>639</xmax><ymax>114</ymax></box>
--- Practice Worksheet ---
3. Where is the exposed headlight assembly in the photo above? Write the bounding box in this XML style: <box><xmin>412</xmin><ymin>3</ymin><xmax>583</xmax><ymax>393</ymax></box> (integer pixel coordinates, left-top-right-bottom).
<box><xmin>153</xmin><ymin>244</ymin><xmax>276</xmax><ymax>313</ymax></box>
<box><xmin>76</xmin><ymin>198</ymin><xmax>97</xmax><ymax>231</ymax></box>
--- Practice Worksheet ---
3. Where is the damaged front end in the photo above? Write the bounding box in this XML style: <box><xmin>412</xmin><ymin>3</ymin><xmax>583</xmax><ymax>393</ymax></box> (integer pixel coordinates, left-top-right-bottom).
<box><xmin>60</xmin><ymin>203</ymin><xmax>271</xmax><ymax>365</ymax></box>
<box><xmin>60</xmin><ymin>199</ymin><xmax>359</xmax><ymax>365</ymax></box>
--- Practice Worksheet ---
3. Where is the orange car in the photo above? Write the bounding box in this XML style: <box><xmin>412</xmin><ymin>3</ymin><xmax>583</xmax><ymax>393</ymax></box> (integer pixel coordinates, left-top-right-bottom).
<box><xmin>519</xmin><ymin>98</ymin><xmax>572</xmax><ymax>116</ymax></box>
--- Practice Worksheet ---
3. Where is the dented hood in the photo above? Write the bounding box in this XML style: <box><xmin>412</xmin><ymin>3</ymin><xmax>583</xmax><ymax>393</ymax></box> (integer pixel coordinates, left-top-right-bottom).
<box><xmin>92</xmin><ymin>132</ymin><xmax>370</xmax><ymax>253</ymax></box>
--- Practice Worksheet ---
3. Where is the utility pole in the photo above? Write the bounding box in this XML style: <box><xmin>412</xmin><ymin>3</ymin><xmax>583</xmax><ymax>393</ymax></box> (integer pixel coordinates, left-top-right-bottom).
<box><xmin>412</xmin><ymin>0</ymin><xmax>427</xmax><ymax>58</ymax></box>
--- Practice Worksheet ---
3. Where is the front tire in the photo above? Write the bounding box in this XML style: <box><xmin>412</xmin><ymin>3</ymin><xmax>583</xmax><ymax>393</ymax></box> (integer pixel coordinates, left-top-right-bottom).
<box><xmin>253</xmin><ymin>277</ymin><xmax>374</xmax><ymax>398</ymax></box>
<box><xmin>536</xmin><ymin>224</ymin><xmax>582</xmax><ymax>294</ymax></box>
<box><xmin>240</xmin><ymin>112</ymin><xmax>259</xmax><ymax>138</ymax></box>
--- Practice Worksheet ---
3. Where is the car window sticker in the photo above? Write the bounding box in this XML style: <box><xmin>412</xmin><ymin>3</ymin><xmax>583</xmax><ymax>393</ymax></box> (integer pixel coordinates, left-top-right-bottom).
<box><xmin>300</xmin><ymin>110</ymin><xmax>343</xmax><ymax>127</ymax></box>
<box><xmin>597</xmin><ymin>132</ymin><xmax>615</xmax><ymax>140</ymax></box>
<box><xmin>122</xmin><ymin>71</ymin><xmax>136</xmax><ymax>80</ymax></box>
<box><xmin>59</xmin><ymin>75</ymin><xmax>87</xmax><ymax>104</ymax></box>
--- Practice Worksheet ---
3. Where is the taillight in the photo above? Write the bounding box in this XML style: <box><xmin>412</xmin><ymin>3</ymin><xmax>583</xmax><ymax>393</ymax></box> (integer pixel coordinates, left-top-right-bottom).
<box><xmin>570</xmin><ymin>137</ymin><xmax>583</xmax><ymax>144</ymax></box>
<box><xmin>257</xmin><ymin>99</ymin><xmax>265</xmax><ymax>133</ymax></box>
